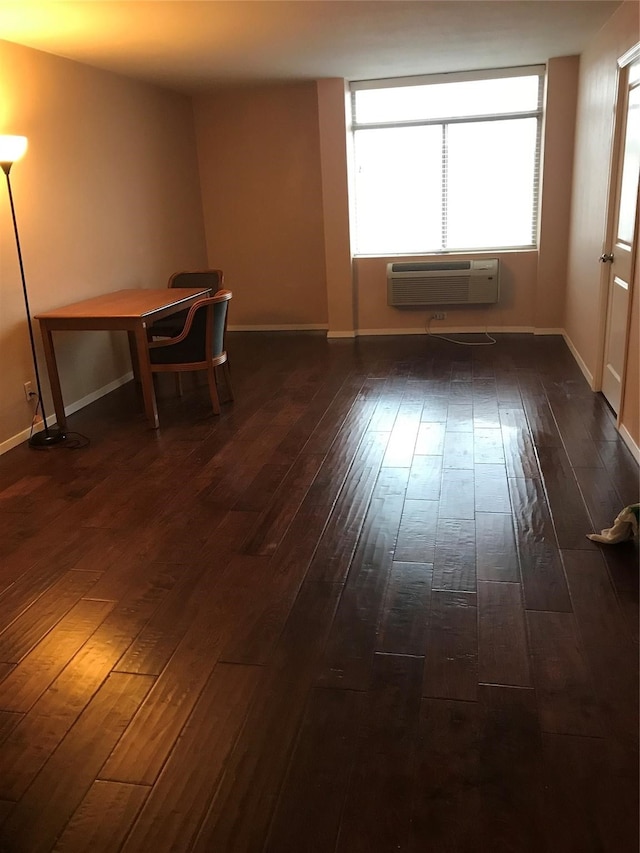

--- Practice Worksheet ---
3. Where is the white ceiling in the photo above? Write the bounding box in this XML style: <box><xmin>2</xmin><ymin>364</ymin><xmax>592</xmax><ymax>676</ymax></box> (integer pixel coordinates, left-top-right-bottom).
<box><xmin>0</xmin><ymin>1</ymin><xmax>624</xmax><ymax>93</ymax></box>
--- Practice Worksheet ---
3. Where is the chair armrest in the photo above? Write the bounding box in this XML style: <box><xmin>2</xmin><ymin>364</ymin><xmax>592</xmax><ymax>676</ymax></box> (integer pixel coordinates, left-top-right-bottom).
<box><xmin>147</xmin><ymin>291</ymin><xmax>231</xmax><ymax>350</ymax></box>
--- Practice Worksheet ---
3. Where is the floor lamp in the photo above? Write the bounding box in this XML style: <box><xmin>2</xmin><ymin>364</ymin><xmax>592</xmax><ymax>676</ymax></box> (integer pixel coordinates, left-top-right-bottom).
<box><xmin>0</xmin><ymin>135</ymin><xmax>65</xmax><ymax>447</ymax></box>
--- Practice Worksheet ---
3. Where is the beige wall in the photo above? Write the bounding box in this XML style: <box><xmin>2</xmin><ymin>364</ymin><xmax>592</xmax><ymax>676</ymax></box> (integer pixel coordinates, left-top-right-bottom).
<box><xmin>0</xmin><ymin>40</ymin><xmax>207</xmax><ymax>449</ymax></box>
<box><xmin>317</xmin><ymin>78</ymin><xmax>355</xmax><ymax>336</ymax></box>
<box><xmin>192</xmin><ymin>83</ymin><xmax>328</xmax><ymax>329</ymax></box>
<box><xmin>565</xmin><ymin>0</ymin><xmax>639</xmax><ymax>449</ymax></box>
<box><xmin>536</xmin><ymin>55</ymin><xmax>580</xmax><ymax>330</ymax></box>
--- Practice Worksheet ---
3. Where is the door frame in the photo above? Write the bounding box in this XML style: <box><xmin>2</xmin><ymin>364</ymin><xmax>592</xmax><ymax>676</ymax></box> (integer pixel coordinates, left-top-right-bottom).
<box><xmin>595</xmin><ymin>42</ymin><xmax>640</xmax><ymax>424</ymax></box>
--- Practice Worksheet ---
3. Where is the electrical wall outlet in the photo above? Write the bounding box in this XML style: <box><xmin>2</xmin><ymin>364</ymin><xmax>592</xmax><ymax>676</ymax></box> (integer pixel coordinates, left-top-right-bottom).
<box><xmin>23</xmin><ymin>381</ymin><xmax>34</xmax><ymax>402</ymax></box>
<box><xmin>431</xmin><ymin>312</ymin><xmax>447</xmax><ymax>321</ymax></box>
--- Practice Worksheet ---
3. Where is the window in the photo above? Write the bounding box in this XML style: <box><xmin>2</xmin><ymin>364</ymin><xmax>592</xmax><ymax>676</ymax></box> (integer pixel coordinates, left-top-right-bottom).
<box><xmin>350</xmin><ymin>66</ymin><xmax>545</xmax><ymax>255</ymax></box>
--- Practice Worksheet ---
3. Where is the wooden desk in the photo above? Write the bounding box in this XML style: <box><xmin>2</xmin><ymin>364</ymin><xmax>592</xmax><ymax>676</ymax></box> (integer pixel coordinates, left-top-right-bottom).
<box><xmin>35</xmin><ymin>287</ymin><xmax>212</xmax><ymax>430</ymax></box>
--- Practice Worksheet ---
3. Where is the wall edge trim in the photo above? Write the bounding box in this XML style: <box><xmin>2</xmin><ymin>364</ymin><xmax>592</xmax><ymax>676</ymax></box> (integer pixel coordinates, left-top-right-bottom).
<box><xmin>228</xmin><ymin>324</ymin><xmax>328</xmax><ymax>332</ymax></box>
<box><xmin>64</xmin><ymin>371</ymin><xmax>134</xmax><ymax>417</ymax></box>
<box><xmin>562</xmin><ymin>331</ymin><xmax>595</xmax><ymax>387</ymax></box>
<box><xmin>354</xmin><ymin>325</ymin><xmax>537</xmax><ymax>337</ymax></box>
<box><xmin>619</xmin><ymin>424</ymin><xmax>640</xmax><ymax>463</ymax></box>
<box><xmin>0</xmin><ymin>371</ymin><xmax>134</xmax><ymax>457</ymax></box>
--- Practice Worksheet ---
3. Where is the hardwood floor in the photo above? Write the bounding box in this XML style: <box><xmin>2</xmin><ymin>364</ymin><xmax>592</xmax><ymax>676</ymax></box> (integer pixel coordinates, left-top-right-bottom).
<box><xmin>0</xmin><ymin>331</ymin><xmax>637</xmax><ymax>852</ymax></box>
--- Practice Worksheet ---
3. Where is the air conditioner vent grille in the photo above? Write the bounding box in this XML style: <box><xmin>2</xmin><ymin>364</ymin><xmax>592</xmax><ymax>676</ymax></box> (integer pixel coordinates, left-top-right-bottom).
<box><xmin>387</xmin><ymin>259</ymin><xmax>500</xmax><ymax>306</ymax></box>
<box><xmin>392</xmin><ymin>278</ymin><xmax>471</xmax><ymax>305</ymax></box>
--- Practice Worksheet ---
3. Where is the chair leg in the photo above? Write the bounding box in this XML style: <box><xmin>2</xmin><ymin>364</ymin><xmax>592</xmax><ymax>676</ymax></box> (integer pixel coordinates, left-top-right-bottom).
<box><xmin>221</xmin><ymin>360</ymin><xmax>234</xmax><ymax>402</ymax></box>
<box><xmin>206</xmin><ymin>364</ymin><xmax>221</xmax><ymax>415</ymax></box>
<box><xmin>175</xmin><ymin>374</ymin><xmax>183</xmax><ymax>397</ymax></box>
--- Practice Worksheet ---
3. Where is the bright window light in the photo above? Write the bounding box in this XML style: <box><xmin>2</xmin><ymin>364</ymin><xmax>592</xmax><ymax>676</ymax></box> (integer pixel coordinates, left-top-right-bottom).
<box><xmin>354</xmin><ymin>126</ymin><xmax>442</xmax><ymax>255</ymax></box>
<box><xmin>350</xmin><ymin>67</ymin><xmax>544</xmax><ymax>255</ymax></box>
<box><xmin>446</xmin><ymin>118</ymin><xmax>538</xmax><ymax>249</ymax></box>
<box><xmin>354</xmin><ymin>76</ymin><xmax>541</xmax><ymax>124</ymax></box>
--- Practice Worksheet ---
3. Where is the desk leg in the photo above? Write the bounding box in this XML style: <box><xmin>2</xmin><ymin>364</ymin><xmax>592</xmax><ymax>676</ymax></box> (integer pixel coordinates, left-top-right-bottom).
<box><xmin>39</xmin><ymin>325</ymin><xmax>68</xmax><ymax>431</ymax></box>
<box><xmin>134</xmin><ymin>324</ymin><xmax>159</xmax><ymax>429</ymax></box>
<box><xmin>127</xmin><ymin>332</ymin><xmax>141</xmax><ymax>382</ymax></box>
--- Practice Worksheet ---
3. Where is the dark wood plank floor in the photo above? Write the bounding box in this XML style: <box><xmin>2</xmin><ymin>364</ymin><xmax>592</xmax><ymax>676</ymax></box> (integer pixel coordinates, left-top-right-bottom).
<box><xmin>0</xmin><ymin>332</ymin><xmax>637</xmax><ymax>852</ymax></box>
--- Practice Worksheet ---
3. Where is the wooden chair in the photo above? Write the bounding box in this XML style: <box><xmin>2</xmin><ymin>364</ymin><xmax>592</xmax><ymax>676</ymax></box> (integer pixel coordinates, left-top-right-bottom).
<box><xmin>147</xmin><ymin>290</ymin><xmax>233</xmax><ymax>417</ymax></box>
<box><xmin>149</xmin><ymin>269</ymin><xmax>225</xmax><ymax>338</ymax></box>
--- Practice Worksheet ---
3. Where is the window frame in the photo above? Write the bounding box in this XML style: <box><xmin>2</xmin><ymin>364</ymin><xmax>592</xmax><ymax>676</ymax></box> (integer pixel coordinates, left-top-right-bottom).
<box><xmin>350</xmin><ymin>65</ymin><xmax>546</xmax><ymax>256</ymax></box>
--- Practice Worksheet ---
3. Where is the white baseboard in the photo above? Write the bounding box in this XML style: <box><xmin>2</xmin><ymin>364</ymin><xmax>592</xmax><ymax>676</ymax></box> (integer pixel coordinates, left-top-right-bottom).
<box><xmin>353</xmin><ymin>325</ymin><xmax>535</xmax><ymax>337</ymax></box>
<box><xmin>62</xmin><ymin>371</ymin><xmax>134</xmax><ymax>417</ymax></box>
<box><xmin>0</xmin><ymin>414</ymin><xmax>58</xmax><ymax>456</ymax></box>
<box><xmin>561</xmin><ymin>332</ymin><xmax>640</xmax><ymax>460</ymax></box>
<box><xmin>353</xmin><ymin>327</ymin><xmax>427</xmax><ymax>337</ymax></box>
<box><xmin>326</xmin><ymin>330</ymin><xmax>357</xmax><ymax>339</ymax></box>
<box><xmin>619</xmin><ymin>424</ymin><xmax>640</xmax><ymax>463</ymax></box>
<box><xmin>562</xmin><ymin>331</ymin><xmax>594</xmax><ymax>387</ymax></box>
<box><xmin>229</xmin><ymin>324</ymin><xmax>562</xmax><ymax>338</ymax></box>
<box><xmin>0</xmin><ymin>371</ymin><xmax>134</xmax><ymax>457</ymax></box>
<box><xmin>228</xmin><ymin>323</ymin><xmax>328</xmax><ymax>332</ymax></box>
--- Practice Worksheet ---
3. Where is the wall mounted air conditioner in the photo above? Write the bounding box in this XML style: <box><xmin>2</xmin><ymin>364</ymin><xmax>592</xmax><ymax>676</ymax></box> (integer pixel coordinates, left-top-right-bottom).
<box><xmin>387</xmin><ymin>259</ymin><xmax>500</xmax><ymax>306</ymax></box>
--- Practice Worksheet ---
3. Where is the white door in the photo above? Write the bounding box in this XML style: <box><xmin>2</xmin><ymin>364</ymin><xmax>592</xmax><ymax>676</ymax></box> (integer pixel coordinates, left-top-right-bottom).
<box><xmin>601</xmin><ymin>59</ymin><xmax>640</xmax><ymax>414</ymax></box>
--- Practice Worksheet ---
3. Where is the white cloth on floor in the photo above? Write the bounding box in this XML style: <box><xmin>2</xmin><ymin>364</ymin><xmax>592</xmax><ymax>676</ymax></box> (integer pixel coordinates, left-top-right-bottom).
<box><xmin>587</xmin><ymin>503</ymin><xmax>639</xmax><ymax>544</ymax></box>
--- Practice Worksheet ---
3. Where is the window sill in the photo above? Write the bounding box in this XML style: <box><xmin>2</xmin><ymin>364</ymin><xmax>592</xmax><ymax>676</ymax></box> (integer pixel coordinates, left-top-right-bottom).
<box><xmin>353</xmin><ymin>247</ymin><xmax>537</xmax><ymax>260</ymax></box>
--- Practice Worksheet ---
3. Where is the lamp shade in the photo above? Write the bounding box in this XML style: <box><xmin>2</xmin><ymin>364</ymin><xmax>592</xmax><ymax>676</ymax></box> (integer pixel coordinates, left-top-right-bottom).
<box><xmin>0</xmin><ymin>135</ymin><xmax>28</xmax><ymax>166</ymax></box>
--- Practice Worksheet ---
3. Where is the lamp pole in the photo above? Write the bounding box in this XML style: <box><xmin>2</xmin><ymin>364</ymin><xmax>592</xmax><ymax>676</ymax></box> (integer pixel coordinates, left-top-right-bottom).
<box><xmin>1</xmin><ymin>138</ymin><xmax>65</xmax><ymax>447</ymax></box>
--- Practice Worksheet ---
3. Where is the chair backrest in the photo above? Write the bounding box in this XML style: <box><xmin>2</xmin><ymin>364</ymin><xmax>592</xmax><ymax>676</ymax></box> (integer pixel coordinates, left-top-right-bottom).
<box><xmin>168</xmin><ymin>270</ymin><xmax>224</xmax><ymax>292</ymax></box>
<box><xmin>208</xmin><ymin>289</ymin><xmax>231</xmax><ymax>358</ymax></box>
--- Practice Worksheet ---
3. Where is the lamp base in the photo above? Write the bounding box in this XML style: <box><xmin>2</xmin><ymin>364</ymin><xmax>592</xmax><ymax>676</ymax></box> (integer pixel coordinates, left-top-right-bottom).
<box><xmin>28</xmin><ymin>427</ymin><xmax>66</xmax><ymax>448</ymax></box>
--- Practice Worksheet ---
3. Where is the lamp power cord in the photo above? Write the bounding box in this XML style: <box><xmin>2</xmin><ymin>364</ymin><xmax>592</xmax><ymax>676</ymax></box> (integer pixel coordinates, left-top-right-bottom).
<box><xmin>27</xmin><ymin>393</ymin><xmax>90</xmax><ymax>450</ymax></box>
<box><xmin>425</xmin><ymin>315</ymin><xmax>497</xmax><ymax>346</ymax></box>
